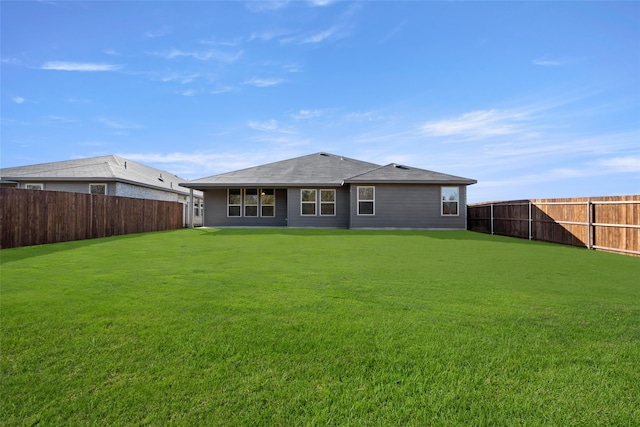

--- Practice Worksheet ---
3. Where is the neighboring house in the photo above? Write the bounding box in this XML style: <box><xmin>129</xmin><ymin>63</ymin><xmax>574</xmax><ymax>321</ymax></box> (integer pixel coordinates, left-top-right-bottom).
<box><xmin>0</xmin><ymin>155</ymin><xmax>204</xmax><ymax>226</ymax></box>
<box><xmin>180</xmin><ymin>152</ymin><xmax>476</xmax><ymax>229</ymax></box>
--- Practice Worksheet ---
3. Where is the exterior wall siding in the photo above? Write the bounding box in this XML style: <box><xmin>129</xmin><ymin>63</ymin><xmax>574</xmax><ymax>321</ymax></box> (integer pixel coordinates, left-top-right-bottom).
<box><xmin>349</xmin><ymin>184</ymin><xmax>468</xmax><ymax>229</ymax></box>
<box><xmin>286</xmin><ymin>187</ymin><xmax>350</xmax><ymax>228</ymax></box>
<box><xmin>203</xmin><ymin>188</ymin><xmax>288</xmax><ymax>227</ymax></box>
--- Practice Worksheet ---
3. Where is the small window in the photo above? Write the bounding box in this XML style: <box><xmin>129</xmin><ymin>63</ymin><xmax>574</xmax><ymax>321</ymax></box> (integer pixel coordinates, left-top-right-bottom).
<box><xmin>90</xmin><ymin>184</ymin><xmax>106</xmax><ymax>195</ymax></box>
<box><xmin>301</xmin><ymin>189</ymin><xmax>317</xmax><ymax>216</ymax></box>
<box><xmin>228</xmin><ymin>189</ymin><xmax>241</xmax><ymax>217</ymax></box>
<box><xmin>442</xmin><ymin>187</ymin><xmax>459</xmax><ymax>216</ymax></box>
<box><xmin>245</xmin><ymin>189</ymin><xmax>258</xmax><ymax>217</ymax></box>
<box><xmin>320</xmin><ymin>189</ymin><xmax>335</xmax><ymax>216</ymax></box>
<box><xmin>25</xmin><ymin>183</ymin><xmax>43</xmax><ymax>190</ymax></box>
<box><xmin>261</xmin><ymin>189</ymin><xmax>275</xmax><ymax>217</ymax></box>
<box><xmin>357</xmin><ymin>186</ymin><xmax>374</xmax><ymax>215</ymax></box>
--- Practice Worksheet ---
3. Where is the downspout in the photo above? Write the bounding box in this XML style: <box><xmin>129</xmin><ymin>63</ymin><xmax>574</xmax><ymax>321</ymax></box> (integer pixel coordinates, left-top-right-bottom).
<box><xmin>189</xmin><ymin>188</ymin><xmax>194</xmax><ymax>228</ymax></box>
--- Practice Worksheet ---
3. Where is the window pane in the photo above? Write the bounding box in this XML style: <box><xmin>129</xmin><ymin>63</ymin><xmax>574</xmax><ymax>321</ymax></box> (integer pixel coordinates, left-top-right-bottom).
<box><xmin>443</xmin><ymin>202</ymin><xmax>458</xmax><ymax>215</ymax></box>
<box><xmin>245</xmin><ymin>189</ymin><xmax>258</xmax><ymax>205</ymax></box>
<box><xmin>301</xmin><ymin>189</ymin><xmax>316</xmax><ymax>202</ymax></box>
<box><xmin>359</xmin><ymin>201</ymin><xmax>374</xmax><ymax>215</ymax></box>
<box><xmin>229</xmin><ymin>189</ymin><xmax>241</xmax><ymax>205</ymax></box>
<box><xmin>320</xmin><ymin>203</ymin><xmax>335</xmax><ymax>215</ymax></box>
<box><xmin>90</xmin><ymin>184</ymin><xmax>106</xmax><ymax>195</ymax></box>
<box><xmin>228</xmin><ymin>206</ymin><xmax>241</xmax><ymax>216</ymax></box>
<box><xmin>320</xmin><ymin>190</ymin><xmax>335</xmax><ymax>202</ymax></box>
<box><xmin>358</xmin><ymin>187</ymin><xmax>373</xmax><ymax>201</ymax></box>
<box><xmin>302</xmin><ymin>203</ymin><xmax>316</xmax><ymax>215</ymax></box>
<box><xmin>262</xmin><ymin>206</ymin><xmax>275</xmax><ymax>217</ymax></box>
<box><xmin>261</xmin><ymin>189</ymin><xmax>275</xmax><ymax>205</ymax></box>
<box><xmin>442</xmin><ymin>187</ymin><xmax>459</xmax><ymax>202</ymax></box>
<box><xmin>245</xmin><ymin>205</ymin><xmax>258</xmax><ymax>216</ymax></box>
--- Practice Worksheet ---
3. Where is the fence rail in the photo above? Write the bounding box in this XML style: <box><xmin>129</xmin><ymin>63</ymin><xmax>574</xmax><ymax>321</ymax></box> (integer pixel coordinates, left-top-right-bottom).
<box><xmin>0</xmin><ymin>187</ymin><xmax>184</xmax><ymax>249</ymax></box>
<box><xmin>467</xmin><ymin>195</ymin><xmax>640</xmax><ymax>256</ymax></box>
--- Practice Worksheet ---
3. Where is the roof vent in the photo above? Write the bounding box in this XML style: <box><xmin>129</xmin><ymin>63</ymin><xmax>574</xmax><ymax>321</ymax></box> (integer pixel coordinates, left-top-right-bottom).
<box><xmin>158</xmin><ymin>174</ymin><xmax>164</xmax><ymax>182</ymax></box>
<box><xmin>319</xmin><ymin>153</ymin><xmax>329</xmax><ymax>156</ymax></box>
<box><xmin>393</xmin><ymin>164</ymin><xmax>409</xmax><ymax>170</ymax></box>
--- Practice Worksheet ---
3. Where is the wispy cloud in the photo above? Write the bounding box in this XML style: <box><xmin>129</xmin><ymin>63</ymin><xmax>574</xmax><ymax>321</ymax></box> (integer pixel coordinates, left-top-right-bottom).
<box><xmin>309</xmin><ymin>0</ymin><xmax>337</xmax><ymax>6</ymax></box>
<box><xmin>2</xmin><ymin>57</ymin><xmax>22</xmax><ymax>65</ymax></box>
<box><xmin>246</xmin><ymin>1</ymin><xmax>289</xmax><ymax>13</ymax></box>
<box><xmin>154</xmin><ymin>49</ymin><xmax>243</xmax><ymax>63</ymax></box>
<box><xmin>597</xmin><ymin>156</ymin><xmax>640</xmax><ymax>173</ymax></box>
<box><xmin>12</xmin><ymin>97</ymin><xmax>25</xmax><ymax>104</ymax></box>
<box><xmin>144</xmin><ymin>26</ymin><xmax>172</xmax><ymax>38</ymax></box>
<box><xmin>421</xmin><ymin>109</ymin><xmax>530</xmax><ymax>138</ymax></box>
<box><xmin>159</xmin><ymin>72</ymin><xmax>201</xmax><ymax>84</ymax></box>
<box><xmin>248</xmin><ymin>119</ymin><xmax>296</xmax><ymax>134</ymax></box>
<box><xmin>380</xmin><ymin>19</ymin><xmax>407</xmax><ymax>43</ymax></box>
<box><xmin>97</xmin><ymin>117</ymin><xmax>143</xmax><ymax>130</ymax></box>
<box><xmin>40</xmin><ymin>61</ymin><xmax>123</xmax><ymax>72</ymax></box>
<box><xmin>243</xmin><ymin>77</ymin><xmax>285</xmax><ymax>87</ymax></box>
<box><xmin>532</xmin><ymin>55</ymin><xmax>577</xmax><ymax>66</ymax></box>
<box><xmin>292</xmin><ymin>109</ymin><xmax>324</xmax><ymax>120</ymax></box>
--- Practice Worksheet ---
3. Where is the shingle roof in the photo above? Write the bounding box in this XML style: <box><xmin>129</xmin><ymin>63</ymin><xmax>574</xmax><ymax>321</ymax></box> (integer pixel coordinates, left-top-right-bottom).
<box><xmin>0</xmin><ymin>155</ymin><xmax>199</xmax><ymax>196</ymax></box>
<box><xmin>345</xmin><ymin>163</ymin><xmax>477</xmax><ymax>185</ymax></box>
<box><xmin>182</xmin><ymin>152</ymin><xmax>476</xmax><ymax>188</ymax></box>
<box><xmin>182</xmin><ymin>152</ymin><xmax>381</xmax><ymax>188</ymax></box>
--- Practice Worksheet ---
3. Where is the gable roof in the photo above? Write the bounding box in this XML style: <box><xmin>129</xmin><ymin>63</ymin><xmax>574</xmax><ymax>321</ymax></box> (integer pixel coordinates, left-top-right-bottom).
<box><xmin>0</xmin><ymin>155</ymin><xmax>199</xmax><ymax>196</ymax></box>
<box><xmin>182</xmin><ymin>152</ymin><xmax>380</xmax><ymax>188</ymax></box>
<box><xmin>182</xmin><ymin>152</ymin><xmax>476</xmax><ymax>188</ymax></box>
<box><xmin>345</xmin><ymin>163</ymin><xmax>477</xmax><ymax>185</ymax></box>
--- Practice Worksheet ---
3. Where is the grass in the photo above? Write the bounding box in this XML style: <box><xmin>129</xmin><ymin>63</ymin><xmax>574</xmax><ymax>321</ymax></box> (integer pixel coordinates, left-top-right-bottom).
<box><xmin>1</xmin><ymin>228</ymin><xmax>639</xmax><ymax>426</ymax></box>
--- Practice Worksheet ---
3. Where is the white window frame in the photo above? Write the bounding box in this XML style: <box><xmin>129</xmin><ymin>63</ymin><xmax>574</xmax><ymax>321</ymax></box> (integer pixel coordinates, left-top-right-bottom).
<box><xmin>89</xmin><ymin>183</ymin><xmax>107</xmax><ymax>195</ymax></box>
<box><xmin>244</xmin><ymin>188</ymin><xmax>259</xmax><ymax>217</ymax></box>
<box><xmin>228</xmin><ymin>189</ymin><xmax>242</xmax><ymax>217</ymax></box>
<box><xmin>441</xmin><ymin>186</ymin><xmax>460</xmax><ymax>216</ymax></box>
<box><xmin>25</xmin><ymin>183</ymin><xmax>43</xmax><ymax>190</ymax></box>
<box><xmin>301</xmin><ymin>189</ymin><xmax>317</xmax><ymax>216</ymax></box>
<box><xmin>357</xmin><ymin>186</ymin><xmax>375</xmax><ymax>216</ymax></box>
<box><xmin>320</xmin><ymin>189</ymin><xmax>336</xmax><ymax>216</ymax></box>
<box><xmin>261</xmin><ymin>189</ymin><xmax>276</xmax><ymax>217</ymax></box>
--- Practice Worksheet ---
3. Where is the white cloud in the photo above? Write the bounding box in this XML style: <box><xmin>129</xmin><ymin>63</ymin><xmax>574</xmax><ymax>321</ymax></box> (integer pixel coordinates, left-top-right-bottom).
<box><xmin>243</xmin><ymin>77</ymin><xmax>285</xmax><ymax>87</ymax></box>
<box><xmin>144</xmin><ymin>26</ymin><xmax>172</xmax><ymax>38</ymax></box>
<box><xmin>40</xmin><ymin>61</ymin><xmax>123</xmax><ymax>72</ymax></box>
<box><xmin>300</xmin><ymin>27</ymin><xmax>337</xmax><ymax>44</ymax></box>
<box><xmin>12</xmin><ymin>97</ymin><xmax>25</xmax><ymax>104</ymax></box>
<box><xmin>248</xmin><ymin>119</ymin><xmax>296</xmax><ymax>134</ymax></box>
<box><xmin>292</xmin><ymin>109</ymin><xmax>323</xmax><ymax>120</ymax></box>
<box><xmin>2</xmin><ymin>58</ymin><xmax>22</xmax><ymax>65</ymax></box>
<box><xmin>97</xmin><ymin>117</ymin><xmax>143</xmax><ymax>129</ymax></box>
<box><xmin>180</xmin><ymin>89</ymin><xmax>197</xmax><ymax>97</ymax></box>
<box><xmin>532</xmin><ymin>56</ymin><xmax>575</xmax><ymax>66</ymax></box>
<box><xmin>156</xmin><ymin>49</ymin><xmax>243</xmax><ymax>63</ymax></box>
<box><xmin>246</xmin><ymin>1</ymin><xmax>289</xmax><ymax>13</ymax></box>
<box><xmin>597</xmin><ymin>156</ymin><xmax>640</xmax><ymax>173</ymax></box>
<box><xmin>309</xmin><ymin>0</ymin><xmax>336</xmax><ymax>6</ymax></box>
<box><xmin>421</xmin><ymin>109</ymin><xmax>529</xmax><ymax>138</ymax></box>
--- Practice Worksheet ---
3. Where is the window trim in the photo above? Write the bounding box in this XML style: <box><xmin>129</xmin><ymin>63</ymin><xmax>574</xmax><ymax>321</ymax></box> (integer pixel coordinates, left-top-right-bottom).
<box><xmin>228</xmin><ymin>188</ymin><xmax>276</xmax><ymax>218</ymax></box>
<box><xmin>24</xmin><ymin>183</ymin><xmax>43</xmax><ymax>190</ymax></box>
<box><xmin>441</xmin><ymin>186</ymin><xmax>460</xmax><ymax>216</ymax></box>
<box><xmin>244</xmin><ymin>188</ymin><xmax>259</xmax><ymax>217</ymax></box>
<box><xmin>301</xmin><ymin>189</ymin><xmax>317</xmax><ymax>216</ymax></box>
<box><xmin>89</xmin><ymin>183</ymin><xmax>107</xmax><ymax>195</ymax></box>
<box><xmin>227</xmin><ymin>188</ymin><xmax>242</xmax><ymax>217</ymax></box>
<box><xmin>261</xmin><ymin>189</ymin><xmax>276</xmax><ymax>217</ymax></box>
<box><xmin>357</xmin><ymin>186</ymin><xmax>375</xmax><ymax>216</ymax></box>
<box><xmin>320</xmin><ymin>189</ymin><xmax>336</xmax><ymax>216</ymax></box>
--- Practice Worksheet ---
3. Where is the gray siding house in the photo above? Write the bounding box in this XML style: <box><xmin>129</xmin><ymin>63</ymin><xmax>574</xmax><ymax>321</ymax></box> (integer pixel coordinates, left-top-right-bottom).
<box><xmin>0</xmin><ymin>155</ymin><xmax>204</xmax><ymax>226</ymax></box>
<box><xmin>181</xmin><ymin>152</ymin><xmax>476</xmax><ymax>229</ymax></box>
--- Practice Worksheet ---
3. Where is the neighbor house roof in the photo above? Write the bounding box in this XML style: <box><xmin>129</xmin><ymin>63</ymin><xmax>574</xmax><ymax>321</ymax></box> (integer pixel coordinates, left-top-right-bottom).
<box><xmin>0</xmin><ymin>155</ymin><xmax>200</xmax><ymax>196</ymax></box>
<box><xmin>182</xmin><ymin>152</ymin><xmax>476</xmax><ymax>189</ymax></box>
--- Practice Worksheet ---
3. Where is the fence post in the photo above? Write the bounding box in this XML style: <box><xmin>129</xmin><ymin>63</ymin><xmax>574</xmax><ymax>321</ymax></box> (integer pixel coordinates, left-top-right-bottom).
<box><xmin>490</xmin><ymin>204</ymin><xmax>494</xmax><ymax>235</ymax></box>
<box><xmin>528</xmin><ymin>201</ymin><xmax>533</xmax><ymax>240</ymax></box>
<box><xmin>586</xmin><ymin>200</ymin><xmax>591</xmax><ymax>249</ymax></box>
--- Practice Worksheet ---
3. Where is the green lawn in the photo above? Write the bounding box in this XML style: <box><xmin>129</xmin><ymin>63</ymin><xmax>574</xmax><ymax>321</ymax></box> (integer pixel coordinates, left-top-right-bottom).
<box><xmin>1</xmin><ymin>228</ymin><xmax>639</xmax><ymax>426</ymax></box>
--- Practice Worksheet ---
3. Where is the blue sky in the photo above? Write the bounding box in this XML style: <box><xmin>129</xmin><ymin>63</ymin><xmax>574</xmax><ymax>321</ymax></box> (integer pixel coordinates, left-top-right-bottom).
<box><xmin>2</xmin><ymin>1</ymin><xmax>638</xmax><ymax>202</ymax></box>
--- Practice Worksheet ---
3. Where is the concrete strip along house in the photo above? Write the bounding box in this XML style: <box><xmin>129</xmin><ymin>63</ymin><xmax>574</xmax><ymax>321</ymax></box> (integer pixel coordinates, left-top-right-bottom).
<box><xmin>0</xmin><ymin>155</ymin><xmax>204</xmax><ymax>226</ymax></box>
<box><xmin>181</xmin><ymin>152</ymin><xmax>476</xmax><ymax>229</ymax></box>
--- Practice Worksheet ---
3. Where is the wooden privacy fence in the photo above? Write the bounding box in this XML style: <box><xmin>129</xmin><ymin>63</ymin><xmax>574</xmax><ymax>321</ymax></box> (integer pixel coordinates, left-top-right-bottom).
<box><xmin>0</xmin><ymin>187</ymin><xmax>184</xmax><ymax>249</ymax></box>
<box><xmin>468</xmin><ymin>195</ymin><xmax>640</xmax><ymax>256</ymax></box>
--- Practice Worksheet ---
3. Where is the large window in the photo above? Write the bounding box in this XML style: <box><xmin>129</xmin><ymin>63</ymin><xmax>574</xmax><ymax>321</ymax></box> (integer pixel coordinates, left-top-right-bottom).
<box><xmin>228</xmin><ymin>188</ymin><xmax>275</xmax><ymax>217</ymax></box>
<box><xmin>357</xmin><ymin>186</ymin><xmax>375</xmax><ymax>215</ymax></box>
<box><xmin>320</xmin><ymin>190</ymin><xmax>335</xmax><ymax>216</ymax></box>
<box><xmin>301</xmin><ymin>189</ymin><xmax>317</xmax><ymax>215</ymax></box>
<box><xmin>90</xmin><ymin>183</ymin><xmax>106</xmax><ymax>195</ymax></box>
<box><xmin>442</xmin><ymin>187</ymin><xmax>459</xmax><ymax>216</ymax></box>
<box><xmin>261</xmin><ymin>189</ymin><xmax>275</xmax><ymax>217</ymax></box>
<box><xmin>228</xmin><ymin>189</ymin><xmax>241</xmax><ymax>217</ymax></box>
<box><xmin>25</xmin><ymin>183</ymin><xmax>43</xmax><ymax>190</ymax></box>
<box><xmin>244</xmin><ymin>188</ymin><xmax>258</xmax><ymax>217</ymax></box>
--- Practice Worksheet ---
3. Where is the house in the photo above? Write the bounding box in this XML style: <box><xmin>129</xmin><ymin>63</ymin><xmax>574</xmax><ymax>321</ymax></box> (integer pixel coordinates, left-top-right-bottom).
<box><xmin>0</xmin><ymin>155</ymin><xmax>204</xmax><ymax>226</ymax></box>
<box><xmin>180</xmin><ymin>152</ymin><xmax>476</xmax><ymax>229</ymax></box>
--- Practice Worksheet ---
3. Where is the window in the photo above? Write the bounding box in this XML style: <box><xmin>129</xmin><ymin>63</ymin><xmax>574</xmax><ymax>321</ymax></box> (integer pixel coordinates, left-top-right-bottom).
<box><xmin>244</xmin><ymin>188</ymin><xmax>258</xmax><ymax>217</ymax></box>
<box><xmin>25</xmin><ymin>183</ymin><xmax>43</xmax><ymax>190</ymax></box>
<box><xmin>301</xmin><ymin>189</ymin><xmax>317</xmax><ymax>215</ymax></box>
<box><xmin>228</xmin><ymin>189</ymin><xmax>241</xmax><ymax>217</ymax></box>
<box><xmin>442</xmin><ymin>187</ymin><xmax>459</xmax><ymax>216</ymax></box>
<box><xmin>320</xmin><ymin>189</ymin><xmax>335</xmax><ymax>216</ymax></box>
<box><xmin>261</xmin><ymin>189</ymin><xmax>275</xmax><ymax>217</ymax></box>
<box><xmin>357</xmin><ymin>186</ymin><xmax>375</xmax><ymax>215</ymax></box>
<box><xmin>90</xmin><ymin>184</ymin><xmax>106</xmax><ymax>195</ymax></box>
